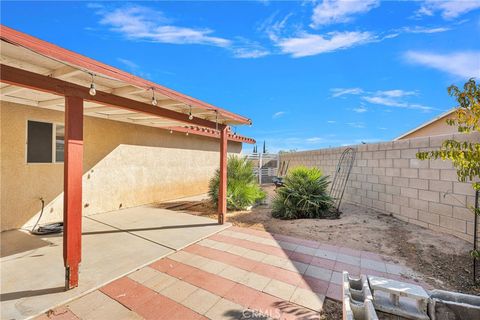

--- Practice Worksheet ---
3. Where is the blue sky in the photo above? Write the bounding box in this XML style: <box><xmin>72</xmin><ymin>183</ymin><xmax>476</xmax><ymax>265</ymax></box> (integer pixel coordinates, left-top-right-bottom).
<box><xmin>2</xmin><ymin>1</ymin><xmax>480</xmax><ymax>152</ymax></box>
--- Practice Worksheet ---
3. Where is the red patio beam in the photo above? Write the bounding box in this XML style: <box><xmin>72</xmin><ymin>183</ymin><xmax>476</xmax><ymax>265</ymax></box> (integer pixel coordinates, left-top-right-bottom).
<box><xmin>0</xmin><ymin>24</ymin><xmax>250</xmax><ymax>125</ymax></box>
<box><xmin>218</xmin><ymin>126</ymin><xmax>228</xmax><ymax>224</ymax></box>
<box><xmin>63</xmin><ymin>96</ymin><xmax>83</xmax><ymax>290</ymax></box>
<box><xmin>167</xmin><ymin>126</ymin><xmax>256</xmax><ymax>144</ymax></box>
<box><xmin>0</xmin><ymin>64</ymin><xmax>226</xmax><ymax>130</ymax></box>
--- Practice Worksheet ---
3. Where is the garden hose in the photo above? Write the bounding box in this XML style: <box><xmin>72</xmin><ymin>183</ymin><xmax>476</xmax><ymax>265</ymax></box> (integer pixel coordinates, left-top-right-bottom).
<box><xmin>30</xmin><ymin>197</ymin><xmax>63</xmax><ymax>235</ymax></box>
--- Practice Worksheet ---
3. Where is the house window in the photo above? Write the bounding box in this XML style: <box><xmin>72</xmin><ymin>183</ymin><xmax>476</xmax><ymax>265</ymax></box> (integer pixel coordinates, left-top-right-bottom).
<box><xmin>27</xmin><ymin>120</ymin><xmax>64</xmax><ymax>163</ymax></box>
<box><xmin>55</xmin><ymin>124</ymin><xmax>65</xmax><ymax>162</ymax></box>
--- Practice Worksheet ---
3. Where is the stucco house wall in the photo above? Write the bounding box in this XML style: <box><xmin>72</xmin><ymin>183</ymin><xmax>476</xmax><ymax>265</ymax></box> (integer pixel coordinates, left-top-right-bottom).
<box><xmin>280</xmin><ymin>133</ymin><xmax>479</xmax><ymax>243</ymax></box>
<box><xmin>398</xmin><ymin>112</ymin><xmax>457</xmax><ymax>140</ymax></box>
<box><xmin>0</xmin><ymin>101</ymin><xmax>242</xmax><ymax>231</ymax></box>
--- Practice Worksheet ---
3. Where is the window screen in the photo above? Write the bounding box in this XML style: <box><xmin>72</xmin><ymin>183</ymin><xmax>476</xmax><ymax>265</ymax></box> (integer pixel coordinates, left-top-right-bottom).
<box><xmin>27</xmin><ymin>121</ymin><xmax>53</xmax><ymax>163</ymax></box>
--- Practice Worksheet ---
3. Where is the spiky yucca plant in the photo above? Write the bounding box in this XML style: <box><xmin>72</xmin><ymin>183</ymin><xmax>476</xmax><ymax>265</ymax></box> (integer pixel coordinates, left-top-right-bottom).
<box><xmin>272</xmin><ymin>166</ymin><xmax>333</xmax><ymax>219</ymax></box>
<box><xmin>209</xmin><ymin>156</ymin><xmax>266</xmax><ymax>211</ymax></box>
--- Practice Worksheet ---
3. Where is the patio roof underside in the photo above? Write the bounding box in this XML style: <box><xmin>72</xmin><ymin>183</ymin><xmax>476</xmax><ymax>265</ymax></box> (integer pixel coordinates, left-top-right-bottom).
<box><xmin>0</xmin><ymin>35</ymin><xmax>254</xmax><ymax>144</ymax></box>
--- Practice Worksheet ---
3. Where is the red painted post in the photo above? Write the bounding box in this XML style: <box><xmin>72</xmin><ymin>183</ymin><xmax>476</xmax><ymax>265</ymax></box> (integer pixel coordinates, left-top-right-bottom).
<box><xmin>63</xmin><ymin>96</ymin><xmax>84</xmax><ymax>290</ymax></box>
<box><xmin>218</xmin><ymin>126</ymin><xmax>228</xmax><ymax>224</ymax></box>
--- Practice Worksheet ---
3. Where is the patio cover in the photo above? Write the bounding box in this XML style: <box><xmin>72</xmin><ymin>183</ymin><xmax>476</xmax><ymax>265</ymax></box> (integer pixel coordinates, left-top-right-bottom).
<box><xmin>0</xmin><ymin>25</ymin><xmax>255</xmax><ymax>143</ymax></box>
<box><xmin>0</xmin><ymin>24</ymin><xmax>254</xmax><ymax>290</ymax></box>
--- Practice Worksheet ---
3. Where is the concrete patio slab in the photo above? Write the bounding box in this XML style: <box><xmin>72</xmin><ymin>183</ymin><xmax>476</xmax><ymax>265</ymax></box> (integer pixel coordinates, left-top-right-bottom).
<box><xmin>1</xmin><ymin>205</ymin><xmax>230</xmax><ymax>320</ymax></box>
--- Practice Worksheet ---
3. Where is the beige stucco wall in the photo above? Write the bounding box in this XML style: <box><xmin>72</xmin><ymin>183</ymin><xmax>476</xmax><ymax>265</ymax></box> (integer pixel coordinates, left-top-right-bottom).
<box><xmin>399</xmin><ymin>113</ymin><xmax>457</xmax><ymax>139</ymax></box>
<box><xmin>0</xmin><ymin>101</ymin><xmax>242</xmax><ymax>231</ymax></box>
<box><xmin>280</xmin><ymin>133</ymin><xmax>479</xmax><ymax>243</ymax></box>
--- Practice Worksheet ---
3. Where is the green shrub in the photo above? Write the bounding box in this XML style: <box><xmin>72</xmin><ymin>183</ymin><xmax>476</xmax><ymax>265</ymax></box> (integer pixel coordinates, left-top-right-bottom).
<box><xmin>209</xmin><ymin>156</ymin><xmax>266</xmax><ymax>211</ymax></box>
<box><xmin>272</xmin><ymin>166</ymin><xmax>334</xmax><ymax>219</ymax></box>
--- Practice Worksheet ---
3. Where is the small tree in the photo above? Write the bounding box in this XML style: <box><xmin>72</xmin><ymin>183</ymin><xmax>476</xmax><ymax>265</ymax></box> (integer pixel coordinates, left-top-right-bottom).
<box><xmin>417</xmin><ymin>78</ymin><xmax>480</xmax><ymax>260</ymax></box>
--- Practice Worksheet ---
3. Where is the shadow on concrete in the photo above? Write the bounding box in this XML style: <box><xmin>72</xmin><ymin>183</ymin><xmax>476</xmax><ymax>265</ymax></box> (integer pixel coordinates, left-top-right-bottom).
<box><xmin>80</xmin><ymin>223</ymin><xmax>220</xmax><ymax>236</ymax></box>
<box><xmin>0</xmin><ymin>286</ymin><xmax>64</xmax><ymax>302</ymax></box>
<box><xmin>1</xmin><ymin>230</ymin><xmax>51</xmax><ymax>258</ymax></box>
<box><xmin>273</xmin><ymin>301</ymin><xmax>320</xmax><ymax>319</ymax></box>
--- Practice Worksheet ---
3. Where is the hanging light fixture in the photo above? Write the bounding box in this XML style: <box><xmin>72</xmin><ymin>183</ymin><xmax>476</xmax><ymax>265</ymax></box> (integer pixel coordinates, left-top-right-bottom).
<box><xmin>169</xmin><ymin>129</ymin><xmax>173</xmax><ymax>134</ymax></box>
<box><xmin>186</xmin><ymin>132</ymin><xmax>189</xmax><ymax>136</ymax></box>
<box><xmin>151</xmin><ymin>87</ymin><xmax>158</xmax><ymax>106</ymax></box>
<box><xmin>89</xmin><ymin>73</ymin><xmax>96</xmax><ymax>96</ymax></box>
<box><xmin>188</xmin><ymin>105</ymin><xmax>194</xmax><ymax>120</ymax></box>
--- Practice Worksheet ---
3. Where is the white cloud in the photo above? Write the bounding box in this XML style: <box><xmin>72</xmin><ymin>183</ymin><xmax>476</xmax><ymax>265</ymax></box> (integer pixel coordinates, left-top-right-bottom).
<box><xmin>363</xmin><ymin>95</ymin><xmax>434</xmax><ymax>112</ymax></box>
<box><xmin>311</xmin><ymin>0</ymin><xmax>379</xmax><ymax>28</ymax></box>
<box><xmin>272</xmin><ymin>111</ymin><xmax>286</xmax><ymax>119</ymax></box>
<box><xmin>116</xmin><ymin>57</ymin><xmax>151</xmax><ymax>77</ymax></box>
<box><xmin>276</xmin><ymin>31</ymin><xmax>375</xmax><ymax>58</ymax></box>
<box><xmin>375</xmin><ymin>89</ymin><xmax>417</xmax><ymax>98</ymax></box>
<box><xmin>353</xmin><ymin>106</ymin><xmax>367</xmax><ymax>113</ymax></box>
<box><xmin>231</xmin><ymin>38</ymin><xmax>270</xmax><ymax>58</ymax></box>
<box><xmin>330</xmin><ymin>87</ymin><xmax>364</xmax><ymax>97</ymax></box>
<box><xmin>117</xmin><ymin>58</ymin><xmax>138</xmax><ymax>69</ymax></box>
<box><xmin>98</xmin><ymin>6</ymin><xmax>231</xmax><ymax>47</ymax></box>
<box><xmin>233</xmin><ymin>48</ymin><xmax>270</xmax><ymax>58</ymax></box>
<box><xmin>416</xmin><ymin>0</ymin><xmax>480</xmax><ymax>19</ymax></box>
<box><xmin>327</xmin><ymin>120</ymin><xmax>337</xmax><ymax>123</ymax></box>
<box><xmin>361</xmin><ymin>89</ymin><xmax>432</xmax><ymax>111</ymax></box>
<box><xmin>401</xmin><ymin>26</ymin><xmax>451</xmax><ymax>34</ymax></box>
<box><xmin>404</xmin><ymin>51</ymin><xmax>480</xmax><ymax>78</ymax></box>
<box><xmin>94</xmin><ymin>4</ymin><xmax>271</xmax><ymax>58</ymax></box>
<box><xmin>347</xmin><ymin>122</ymin><xmax>365</xmax><ymax>128</ymax></box>
<box><xmin>86</xmin><ymin>3</ymin><xmax>104</xmax><ymax>9</ymax></box>
<box><xmin>330</xmin><ymin>87</ymin><xmax>431</xmax><ymax>112</ymax></box>
<box><xmin>306</xmin><ymin>137</ymin><xmax>325</xmax><ymax>143</ymax></box>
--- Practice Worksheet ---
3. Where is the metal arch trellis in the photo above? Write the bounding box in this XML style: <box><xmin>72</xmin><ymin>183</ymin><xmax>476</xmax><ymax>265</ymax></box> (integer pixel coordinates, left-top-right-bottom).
<box><xmin>330</xmin><ymin>147</ymin><xmax>357</xmax><ymax>216</ymax></box>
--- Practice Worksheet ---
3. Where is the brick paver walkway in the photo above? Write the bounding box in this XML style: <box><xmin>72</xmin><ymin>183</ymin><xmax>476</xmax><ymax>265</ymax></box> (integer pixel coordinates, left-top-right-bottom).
<box><xmin>36</xmin><ymin>226</ymin><xmax>418</xmax><ymax>320</ymax></box>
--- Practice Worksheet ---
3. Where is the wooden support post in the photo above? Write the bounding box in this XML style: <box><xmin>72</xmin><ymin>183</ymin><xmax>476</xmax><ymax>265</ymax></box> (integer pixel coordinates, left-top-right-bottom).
<box><xmin>218</xmin><ymin>126</ymin><xmax>228</xmax><ymax>224</ymax></box>
<box><xmin>63</xmin><ymin>96</ymin><xmax>84</xmax><ymax>290</ymax></box>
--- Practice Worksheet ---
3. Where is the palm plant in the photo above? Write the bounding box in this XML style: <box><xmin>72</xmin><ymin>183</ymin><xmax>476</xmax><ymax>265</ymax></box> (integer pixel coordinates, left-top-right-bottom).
<box><xmin>209</xmin><ymin>156</ymin><xmax>266</xmax><ymax>211</ymax></box>
<box><xmin>272</xmin><ymin>166</ymin><xmax>334</xmax><ymax>219</ymax></box>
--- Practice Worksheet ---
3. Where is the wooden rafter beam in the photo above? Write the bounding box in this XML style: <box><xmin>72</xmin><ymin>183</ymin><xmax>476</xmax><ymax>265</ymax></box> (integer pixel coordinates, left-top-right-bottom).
<box><xmin>0</xmin><ymin>85</ymin><xmax>24</xmax><ymax>95</ymax></box>
<box><xmin>111</xmin><ymin>85</ymin><xmax>146</xmax><ymax>96</ymax></box>
<box><xmin>1</xmin><ymin>63</ymin><xmax>84</xmax><ymax>98</ymax></box>
<box><xmin>83</xmin><ymin>106</ymin><xmax>115</xmax><ymax>113</ymax></box>
<box><xmin>0</xmin><ymin>64</ymin><xmax>226</xmax><ymax>130</ymax></box>
<box><xmin>38</xmin><ymin>98</ymin><xmax>65</xmax><ymax>107</ymax></box>
<box><xmin>50</xmin><ymin>65</ymin><xmax>83</xmax><ymax>79</ymax></box>
<box><xmin>168</xmin><ymin>126</ymin><xmax>256</xmax><ymax>144</ymax></box>
<box><xmin>1</xmin><ymin>94</ymin><xmax>38</xmax><ymax>106</ymax></box>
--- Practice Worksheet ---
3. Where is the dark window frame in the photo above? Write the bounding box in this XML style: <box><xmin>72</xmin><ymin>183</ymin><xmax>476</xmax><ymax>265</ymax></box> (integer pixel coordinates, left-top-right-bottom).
<box><xmin>26</xmin><ymin>120</ymin><xmax>65</xmax><ymax>164</ymax></box>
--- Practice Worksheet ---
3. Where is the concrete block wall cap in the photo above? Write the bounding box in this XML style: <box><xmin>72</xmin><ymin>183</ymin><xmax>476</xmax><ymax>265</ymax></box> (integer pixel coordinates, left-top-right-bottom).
<box><xmin>429</xmin><ymin>289</ymin><xmax>480</xmax><ymax>305</ymax></box>
<box><xmin>368</xmin><ymin>276</ymin><xmax>429</xmax><ymax>300</ymax></box>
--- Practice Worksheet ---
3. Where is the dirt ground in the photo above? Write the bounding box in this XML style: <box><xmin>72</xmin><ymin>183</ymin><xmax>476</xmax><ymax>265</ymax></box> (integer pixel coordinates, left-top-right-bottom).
<box><xmin>160</xmin><ymin>185</ymin><xmax>479</xmax><ymax>298</ymax></box>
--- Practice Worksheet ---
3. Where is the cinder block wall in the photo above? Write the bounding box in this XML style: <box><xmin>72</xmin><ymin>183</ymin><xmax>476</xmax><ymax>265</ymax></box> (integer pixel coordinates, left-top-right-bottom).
<box><xmin>279</xmin><ymin>133</ymin><xmax>480</xmax><ymax>243</ymax></box>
